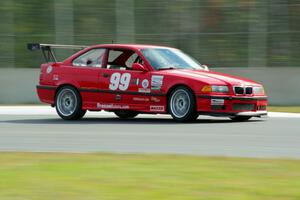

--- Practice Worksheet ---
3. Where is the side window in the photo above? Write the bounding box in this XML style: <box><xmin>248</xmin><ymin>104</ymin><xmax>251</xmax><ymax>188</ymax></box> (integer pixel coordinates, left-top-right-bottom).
<box><xmin>125</xmin><ymin>53</ymin><xmax>138</xmax><ymax>68</ymax></box>
<box><xmin>126</xmin><ymin>53</ymin><xmax>145</xmax><ymax>69</ymax></box>
<box><xmin>106</xmin><ymin>49</ymin><xmax>144</xmax><ymax>70</ymax></box>
<box><xmin>107</xmin><ymin>50</ymin><xmax>125</xmax><ymax>70</ymax></box>
<box><xmin>108</xmin><ymin>50</ymin><xmax>123</xmax><ymax>62</ymax></box>
<box><xmin>73</xmin><ymin>49</ymin><xmax>105</xmax><ymax>67</ymax></box>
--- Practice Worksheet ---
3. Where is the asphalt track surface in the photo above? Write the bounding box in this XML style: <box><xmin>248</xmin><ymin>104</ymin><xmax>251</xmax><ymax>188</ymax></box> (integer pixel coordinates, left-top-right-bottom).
<box><xmin>0</xmin><ymin>106</ymin><xmax>300</xmax><ymax>159</ymax></box>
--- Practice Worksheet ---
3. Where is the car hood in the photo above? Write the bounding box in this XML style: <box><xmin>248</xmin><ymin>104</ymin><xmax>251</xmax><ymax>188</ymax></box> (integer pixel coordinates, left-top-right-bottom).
<box><xmin>158</xmin><ymin>69</ymin><xmax>260</xmax><ymax>86</ymax></box>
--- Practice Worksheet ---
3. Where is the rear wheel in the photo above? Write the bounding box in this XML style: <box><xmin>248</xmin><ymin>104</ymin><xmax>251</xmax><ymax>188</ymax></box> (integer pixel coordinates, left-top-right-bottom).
<box><xmin>114</xmin><ymin>111</ymin><xmax>139</xmax><ymax>119</ymax></box>
<box><xmin>55</xmin><ymin>86</ymin><xmax>86</xmax><ymax>120</ymax></box>
<box><xmin>168</xmin><ymin>86</ymin><xmax>198</xmax><ymax>122</ymax></box>
<box><xmin>230</xmin><ymin>116</ymin><xmax>252</xmax><ymax>122</ymax></box>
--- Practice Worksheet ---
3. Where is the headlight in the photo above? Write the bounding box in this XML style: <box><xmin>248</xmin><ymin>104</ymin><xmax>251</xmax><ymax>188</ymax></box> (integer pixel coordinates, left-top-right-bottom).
<box><xmin>212</xmin><ymin>85</ymin><xmax>229</xmax><ymax>93</ymax></box>
<box><xmin>201</xmin><ymin>85</ymin><xmax>229</xmax><ymax>93</ymax></box>
<box><xmin>253</xmin><ymin>86</ymin><xmax>265</xmax><ymax>95</ymax></box>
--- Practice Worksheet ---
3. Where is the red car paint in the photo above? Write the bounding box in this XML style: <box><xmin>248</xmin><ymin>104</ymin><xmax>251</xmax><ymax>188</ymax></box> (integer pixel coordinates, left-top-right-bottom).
<box><xmin>36</xmin><ymin>44</ymin><xmax>267</xmax><ymax>117</ymax></box>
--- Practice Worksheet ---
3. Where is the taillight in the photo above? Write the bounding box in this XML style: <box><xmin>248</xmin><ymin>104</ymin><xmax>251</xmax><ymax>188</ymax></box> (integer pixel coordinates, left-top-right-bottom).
<box><xmin>39</xmin><ymin>65</ymin><xmax>44</xmax><ymax>82</ymax></box>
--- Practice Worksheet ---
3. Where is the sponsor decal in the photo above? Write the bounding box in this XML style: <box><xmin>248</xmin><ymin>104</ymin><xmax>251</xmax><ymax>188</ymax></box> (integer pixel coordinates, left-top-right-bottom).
<box><xmin>138</xmin><ymin>88</ymin><xmax>151</xmax><ymax>93</ymax></box>
<box><xmin>97</xmin><ymin>103</ymin><xmax>129</xmax><ymax>109</ymax></box>
<box><xmin>133</xmin><ymin>97</ymin><xmax>149</xmax><ymax>102</ymax></box>
<box><xmin>151</xmin><ymin>97</ymin><xmax>161</xmax><ymax>103</ymax></box>
<box><xmin>53</xmin><ymin>74</ymin><xmax>59</xmax><ymax>81</ymax></box>
<box><xmin>115</xmin><ymin>94</ymin><xmax>121</xmax><ymax>101</ymax></box>
<box><xmin>211</xmin><ymin>99</ymin><xmax>224</xmax><ymax>105</ymax></box>
<box><xmin>150</xmin><ymin>105</ymin><xmax>165</xmax><ymax>112</ymax></box>
<box><xmin>46</xmin><ymin>65</ymin><xmax>53</xmax><ymax>74</ymax></box>
<box><xmin>151</xmin><ymin>75</ymin><xmax>164</xmax><ymax>90</ymax></box>
<box><xmin>130</xmin><ymin>78</ymin><xmax>139</xmax><ymax>85</ymax></box>
<box><xmin>141</xmin><ymin>79</ymin><xmax>149</xmax><ymax>89</ymax></box>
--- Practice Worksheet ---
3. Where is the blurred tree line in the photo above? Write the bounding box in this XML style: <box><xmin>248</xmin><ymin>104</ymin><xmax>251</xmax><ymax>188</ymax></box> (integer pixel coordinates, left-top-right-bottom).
<box><xmin>0</xmin><ymin>0</ymin><xmax>299</xmax><ymax>68</ymax></box>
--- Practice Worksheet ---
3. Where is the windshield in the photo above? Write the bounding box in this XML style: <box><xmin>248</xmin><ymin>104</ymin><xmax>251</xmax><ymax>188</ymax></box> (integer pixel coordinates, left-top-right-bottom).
<box><xmin>140</xmin><ymin>48</ymin><xmax>204</xmax><ymax>70</ymax></box>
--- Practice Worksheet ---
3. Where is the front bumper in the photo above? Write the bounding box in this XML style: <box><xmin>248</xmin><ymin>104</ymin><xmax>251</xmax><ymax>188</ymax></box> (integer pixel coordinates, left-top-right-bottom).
<box><xmin>197</xmin><ymin>94</ymin><xmax>268</xmax><ymax>117</ymax></box>
<box><xmin>235</xmin><ymin>110</ymin><xmax>267</xmax><ymax>117</ymax></box>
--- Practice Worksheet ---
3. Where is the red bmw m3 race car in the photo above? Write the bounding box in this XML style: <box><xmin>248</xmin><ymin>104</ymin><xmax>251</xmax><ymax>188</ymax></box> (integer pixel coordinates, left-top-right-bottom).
<box><xmin>28</xmin><ymin>43</ymin><xmax>267</xmax><ymax>122</ymax></box>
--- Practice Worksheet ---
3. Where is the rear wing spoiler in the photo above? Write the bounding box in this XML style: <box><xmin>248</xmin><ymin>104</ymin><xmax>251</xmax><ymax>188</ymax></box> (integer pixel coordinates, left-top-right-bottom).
<box><xmin>27</xmin><ymin>43</ymin><xmax>88</xmax><ymax>63</ymax></box>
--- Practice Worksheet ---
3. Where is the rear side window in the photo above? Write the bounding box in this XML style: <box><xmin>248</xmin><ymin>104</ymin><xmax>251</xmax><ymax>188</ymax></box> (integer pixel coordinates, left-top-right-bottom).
<box><xmin>73</xmin><ymin>49</ymin><xmax>105</xmax><ymax>67</ymax></box>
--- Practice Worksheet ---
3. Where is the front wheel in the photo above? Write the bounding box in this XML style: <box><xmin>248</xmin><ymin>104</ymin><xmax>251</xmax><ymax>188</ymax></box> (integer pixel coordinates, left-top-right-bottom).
<box><xmin>55</xmin><ymin>86</ymin><xmax>86</xmax><ymax>120</ymax></box>
<box><xmin>168</xmin><ymin>86</ymin><xmax>198</xmax><ymax>122</ymax></box>
<box><xmin>114</xmin><ymin>111</ymin><xmax>139</xmax><ymax>119</ymax></box>
<box><xmin>230</xmin><ymin>116</ymin><xmax>252</xmax><ymax>122</ymax></box>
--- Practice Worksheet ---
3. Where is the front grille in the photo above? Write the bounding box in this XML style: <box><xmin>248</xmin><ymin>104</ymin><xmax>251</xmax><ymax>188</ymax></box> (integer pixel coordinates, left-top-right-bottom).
<box><xmin>234</xmin><ymin>87</ymin><xmax>244</xmax><ymax>94</ymax></box>
<box><xmin>211</xmin><ymin>105</ymin><xmax>226</xmax><ymax>110</ymax></box>
<box><xmin>245</xmin><ymin>87</ymin><xmax>253</xmax><ymax>94</ymax></box>
<box><xmin>257</xmin><ymin>105</ymin><xmax>266</xmax><ymax>110</ymax></box>
<box><xmin>234</xmin><ymin>86</ymin><xmax>253</xmax><ymax>95</ymax></box>
<box><xmin>233</xmin><ymin>103</ymin><xmax>255</xmax><ymax>111</ymax></box>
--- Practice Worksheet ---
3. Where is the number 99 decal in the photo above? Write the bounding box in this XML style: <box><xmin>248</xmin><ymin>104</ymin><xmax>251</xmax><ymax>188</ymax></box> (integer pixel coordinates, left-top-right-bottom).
<box><xmin>109</xmin><ymin>73</ymin><xmax>131</xmax><ymax>91</ymax></box>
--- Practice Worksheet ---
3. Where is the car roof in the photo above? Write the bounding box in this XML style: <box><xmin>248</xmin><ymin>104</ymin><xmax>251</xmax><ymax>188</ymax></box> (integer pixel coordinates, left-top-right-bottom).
<box><xmin>89</xmin><ymin>44</ymin><xmax>175</xmax><ymax>51</ymax></box>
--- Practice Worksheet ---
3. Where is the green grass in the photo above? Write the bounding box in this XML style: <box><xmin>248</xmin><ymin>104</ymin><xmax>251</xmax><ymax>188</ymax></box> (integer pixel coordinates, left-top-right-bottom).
<box><xmin>0</xmin><ymin>153</ymin><xmax>300</xmax><ymax>200</ymax></box>
<box><xmin>268</xmin><ymin>106</ymin><xmax>300</xmax><ymax>113</ymax></box>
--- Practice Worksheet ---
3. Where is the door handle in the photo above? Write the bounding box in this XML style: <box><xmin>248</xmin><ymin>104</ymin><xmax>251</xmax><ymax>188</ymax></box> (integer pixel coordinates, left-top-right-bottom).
<box><xmin>103</xmin><ymin>73</ymin><xmax>109</xmax><ymax>78</ymax></box>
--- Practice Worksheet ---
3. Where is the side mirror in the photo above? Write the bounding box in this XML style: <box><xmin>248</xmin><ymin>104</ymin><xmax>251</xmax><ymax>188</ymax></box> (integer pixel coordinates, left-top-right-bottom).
<box><xmin>86</xmin><ymin>59</ymin><xmax>92</xmax><ymax>65</ymax></box>
<box><xmin>132</xmin><ymin>63</ymin><xmax>148</xmax><ymax>71</ymax></box>
<box><xmin>202</xmin><ymin>64</ymin><xmax>209</xmax><ymax>71</ymax></box>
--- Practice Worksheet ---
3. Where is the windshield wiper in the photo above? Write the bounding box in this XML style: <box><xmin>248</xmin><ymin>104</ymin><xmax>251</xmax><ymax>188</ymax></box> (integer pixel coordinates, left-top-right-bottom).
<box><xmin>157</xmin><ymin>66</ymin><xmax>181</xmax><ymax>70</ymax></box>
<box><xmin>158</xmin><ymin>67</ymin><xmax>174</xmax><ymax>70</ymax></box>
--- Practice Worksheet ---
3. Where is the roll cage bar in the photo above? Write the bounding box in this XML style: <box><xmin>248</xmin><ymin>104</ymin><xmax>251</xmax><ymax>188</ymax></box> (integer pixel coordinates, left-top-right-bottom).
<box><xmin>27</xmin><ymin>43</ymin><xmax>88</xmax><ymax>62</ymax></box>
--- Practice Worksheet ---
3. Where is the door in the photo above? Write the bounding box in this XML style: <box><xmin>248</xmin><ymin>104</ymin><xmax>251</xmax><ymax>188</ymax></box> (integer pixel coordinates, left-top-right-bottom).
<box><xmin>98</xmin><ymin>49</ymin><xmax>151</xmax><ymax>111</ymax></box>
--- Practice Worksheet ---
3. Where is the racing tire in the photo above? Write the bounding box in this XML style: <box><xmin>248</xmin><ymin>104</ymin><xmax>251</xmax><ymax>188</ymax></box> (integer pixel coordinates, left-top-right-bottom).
<box><xmin>114</xmin><ymin>111</ymin><xmax>139</xmax><ymax>119</ymax></box>
<box><xmin>230</xmin><ymin>116</ymin><xmax>252</xmax><ymax>122</ymax></box>
<box><xmin>168</xmin><ymin>86</ymin><xmax>198</xmax><ymax>122</ymax></box>
<box><xmin>55</xmin><ymin>86</ymin><xmax>86</xmax><ymax>120</ymax></box>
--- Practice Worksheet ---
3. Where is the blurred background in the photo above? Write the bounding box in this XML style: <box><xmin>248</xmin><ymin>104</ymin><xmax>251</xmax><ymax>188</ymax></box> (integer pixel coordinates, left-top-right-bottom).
<box><xmin>0</xmin><ymin>0</ymin><xmax>299</xmax><ymax>104</ymax></box>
